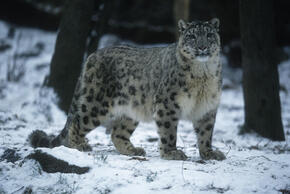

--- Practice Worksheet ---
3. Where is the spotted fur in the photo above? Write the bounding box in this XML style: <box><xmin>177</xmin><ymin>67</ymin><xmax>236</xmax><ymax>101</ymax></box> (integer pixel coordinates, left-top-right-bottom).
<box><xmin>29</xmin><ymin>18</ymin><xmax>225</xmax><ymax>161</ymax></box>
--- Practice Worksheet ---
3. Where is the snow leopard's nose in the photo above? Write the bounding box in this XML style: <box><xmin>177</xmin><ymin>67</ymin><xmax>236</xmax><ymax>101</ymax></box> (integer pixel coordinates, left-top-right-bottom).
<box><xmin>198</xmin><ymin>45</ymin><xmax>207</xmax><ymax>51</ymax></box>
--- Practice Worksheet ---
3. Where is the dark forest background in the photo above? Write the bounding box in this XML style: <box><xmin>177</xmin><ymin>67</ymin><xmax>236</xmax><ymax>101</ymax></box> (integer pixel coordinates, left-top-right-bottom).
<box><xmin>1</xmin><ymin>0</ymin><xmax>290</xmax><ymax>54</ymax></box>
<box><xmin>1</xmin><ymin>0</ymin><xmax>290</xmax><ymax>69</ymax></box>
<box><xmin>0</xmin><ymin>0</ymin><xmax>288</xmax><ymax>141</ymax></box>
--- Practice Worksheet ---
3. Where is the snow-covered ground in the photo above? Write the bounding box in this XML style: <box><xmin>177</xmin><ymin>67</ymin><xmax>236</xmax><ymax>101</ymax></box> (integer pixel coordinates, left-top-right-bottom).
<box><xmin>0</xmin><ymin>21</ymin><xmax>289</xmax><ymax>194</ymax></box>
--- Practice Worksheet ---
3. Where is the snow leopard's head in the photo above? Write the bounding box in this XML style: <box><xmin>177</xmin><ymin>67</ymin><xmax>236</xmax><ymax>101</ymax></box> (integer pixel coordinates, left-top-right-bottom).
<box><xmin>177</xmin><ymin>18</ymin><xmax>220</xmax><ymax>62</ymax></box>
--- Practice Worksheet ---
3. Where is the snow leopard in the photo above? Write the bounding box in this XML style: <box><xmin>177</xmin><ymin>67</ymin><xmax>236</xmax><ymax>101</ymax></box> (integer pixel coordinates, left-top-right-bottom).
<box><xmin>29</xmin><ymin>18</ymin><xmax>225</xmax><ymax>161</ymax></box>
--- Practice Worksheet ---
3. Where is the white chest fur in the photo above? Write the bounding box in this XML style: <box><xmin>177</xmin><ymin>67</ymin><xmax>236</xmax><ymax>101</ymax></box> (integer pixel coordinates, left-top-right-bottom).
<box><xmin>177</xmin><ymin>73</ymin><xmax>221</xmax><ymax>122</ymax></box>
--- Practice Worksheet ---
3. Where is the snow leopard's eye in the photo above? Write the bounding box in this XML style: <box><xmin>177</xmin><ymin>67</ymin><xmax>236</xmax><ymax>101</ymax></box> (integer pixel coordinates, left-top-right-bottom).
<box><xmin>207</xmin><ymin>33</ymin><xmax>214</xmax><ymax>40</ymax></box>
<box><xmin>189</xmin><ymin>34</ymin><xmax>196</xmax><ymax>40</ymax></box>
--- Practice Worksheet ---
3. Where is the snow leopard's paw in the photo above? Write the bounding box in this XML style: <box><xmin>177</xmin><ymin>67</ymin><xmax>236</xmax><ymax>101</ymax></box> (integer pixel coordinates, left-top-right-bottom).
<box><xmin>116</xmin><ymin>146</ymin><xmax>146</xmax><ymax>156</ymax></box>
<box><xmin>200</xmin><ymin>149</ymin><xmax>226</xmax><ymax>161</ymax></box>
<box><xmin>72</xmin><ymin>140</ymin><xmax>92</xmax><ymax>152</ymax></box>
<box><xmin>128</xmin><ymin>147</ymin><xmax>146</xmax><ymax>156</ymax></box>
<box><xmin>161</xmin><ymin>149</ymin><xmax>187</xmax><ymax>160</ymax></box>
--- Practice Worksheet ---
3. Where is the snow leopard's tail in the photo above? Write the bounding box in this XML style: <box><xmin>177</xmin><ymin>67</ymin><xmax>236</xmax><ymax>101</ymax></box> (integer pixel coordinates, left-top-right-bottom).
<box><xmin>29</xmin><ymin>128</ymin><xmax>68</xmax><ymax>149</ymax></box>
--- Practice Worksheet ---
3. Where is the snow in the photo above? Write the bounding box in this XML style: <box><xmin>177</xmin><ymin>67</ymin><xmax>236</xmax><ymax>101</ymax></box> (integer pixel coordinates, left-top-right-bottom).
<box><xmin>0</xmin><ymin>21</ymin><xmax>290</xmax><ymax>194</ymax></box>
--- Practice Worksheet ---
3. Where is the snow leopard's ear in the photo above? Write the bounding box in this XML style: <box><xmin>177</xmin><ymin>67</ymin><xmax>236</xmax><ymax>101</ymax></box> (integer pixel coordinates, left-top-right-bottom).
<box><xmin>178</xmin><ymin>19</ymin><xmax>187</xmax><ymax>33</ymax></box>
<box><xmin>210</xmin><ymin>18</ymin><xmax>220</xmax><ymax>32</ymax></box>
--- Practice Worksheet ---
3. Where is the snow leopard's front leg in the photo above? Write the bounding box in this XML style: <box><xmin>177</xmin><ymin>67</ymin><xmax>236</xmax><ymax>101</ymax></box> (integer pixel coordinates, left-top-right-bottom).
<box><xmin>194</xmin><ymin>110</ymin><xmax>225</xmax><ymax>160</ymax></box>
<box><xmin>155</xmin><ymin>105</ymin><xmax>187</xmax><ymax>160</ymax></box>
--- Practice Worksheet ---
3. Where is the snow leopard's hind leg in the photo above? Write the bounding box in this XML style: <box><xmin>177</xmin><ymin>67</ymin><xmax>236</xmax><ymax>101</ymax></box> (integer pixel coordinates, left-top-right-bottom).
<box><xmin>28</xmin><ymin>76</ymin><xmax>95</xmax><ymax>150</ymax></box>
<box><xmin>66</xmin><ymin>54</ymin><xmax>112</xmax><ymax>151</ymax></box>
<box><xmin>111</xmin><ymin>117</ymin><xmax>145</xmax><ymax>156</ymax></box>
<box><xmin>29</xmin><ymin>53</ymin><xmax>108</xmax><ymax>151</ymax></box>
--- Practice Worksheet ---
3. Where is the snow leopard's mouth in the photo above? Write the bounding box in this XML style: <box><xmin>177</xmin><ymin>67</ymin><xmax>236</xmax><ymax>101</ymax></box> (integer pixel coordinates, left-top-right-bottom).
<box><xmin>196</xmin><ymin>55</ymin><xmax>209</xmax><ymax>62</ymax></box>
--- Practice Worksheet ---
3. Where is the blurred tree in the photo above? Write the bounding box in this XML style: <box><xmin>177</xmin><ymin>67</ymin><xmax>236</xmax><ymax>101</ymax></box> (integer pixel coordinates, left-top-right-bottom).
<box><xmin>87</xmin><ymin>0</ymin><xmax>113</xmax><ymax>55</ymax></box>
<box><xmin>239</xmin><ymin>0</ymin><xmax>285</xmax><ymax>140</ymax></box>
<box><xmin>173</xmin><ymin>0</ymin><xmax>190</xmax><ymax>39</ymax></box>
<box><xmin>47</xmin><ymin>0</ymin><xmax>95</xmax><ymax>113</ymax></box>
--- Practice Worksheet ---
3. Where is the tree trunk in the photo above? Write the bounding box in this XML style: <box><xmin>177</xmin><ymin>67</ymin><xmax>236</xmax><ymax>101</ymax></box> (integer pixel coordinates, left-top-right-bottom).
<box><xmin>87</xmin><ymin>0</ymin><xmax>113</xmax><ymax>55</ymax></box>
<box><xmin>173</xmin><ymin>0</ymin><xmax>190</xmax><ymax>39</ymax></box>
<box><xmin>47</xmin><ymin>0</ymin><xmax>94</xmax><ymax>113</ymax></box>
<box><xmin>239</xmin><ymin>0</ymin><xmax>285</xmax><ymax>140</ymax></box>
